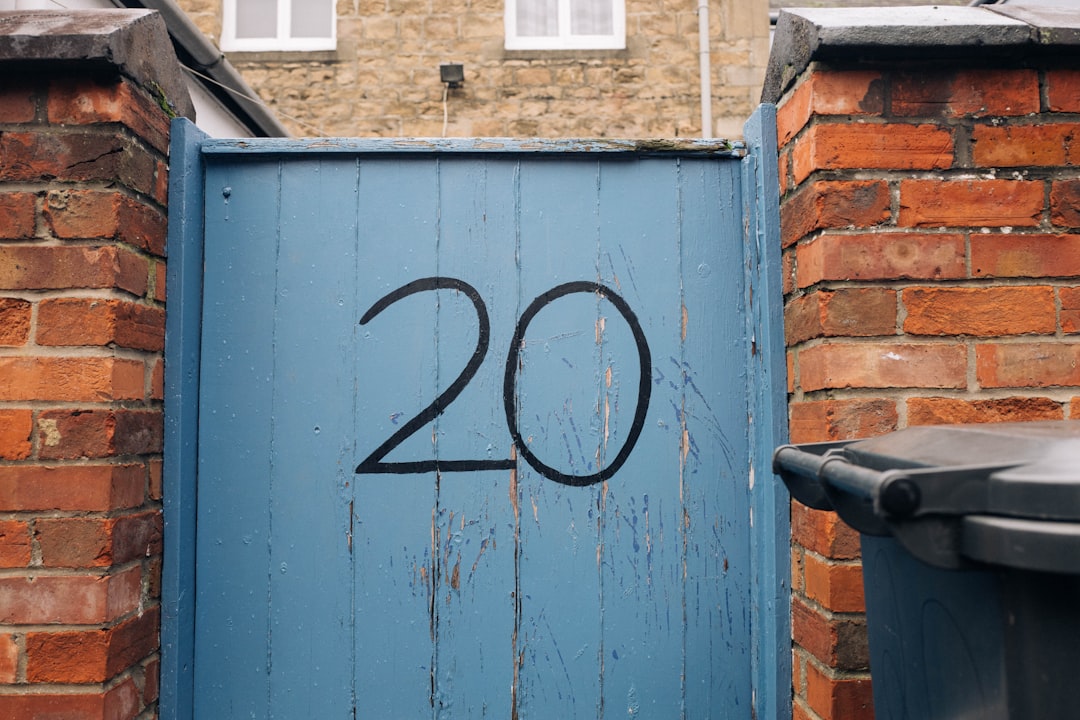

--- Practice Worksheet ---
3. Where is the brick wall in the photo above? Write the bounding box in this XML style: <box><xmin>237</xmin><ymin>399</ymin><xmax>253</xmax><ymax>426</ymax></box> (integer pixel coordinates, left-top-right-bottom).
<box><xmin>175</xmin><ymin>0</ymin><xmax>770</xmax><ymax>138</ymax></box>
<box><xmin>776</xmin><ymin>59</ymin><xmax>1080</xmax><ymax>720</ymax></box>
<box><xmin>0</xmin><ymin>11</ymin><xmax>186</xmax><ymax>719</ymax></box>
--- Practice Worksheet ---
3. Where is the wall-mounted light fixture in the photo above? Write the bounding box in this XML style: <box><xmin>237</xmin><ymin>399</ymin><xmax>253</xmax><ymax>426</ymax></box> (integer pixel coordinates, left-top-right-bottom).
<box><xmin>440</xmin><ymin>63</ymin><xmax>464</xmax><ymax>89</ymax></box>
<box><xmin>440</xmin><ymin>64</ymin><xmax>464</xmax><ymax>137</ymax></box>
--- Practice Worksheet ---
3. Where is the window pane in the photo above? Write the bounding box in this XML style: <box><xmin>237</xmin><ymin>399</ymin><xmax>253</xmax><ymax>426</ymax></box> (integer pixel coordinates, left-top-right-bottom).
<box><xmin>292</xmin><ymin>0</ymin><xmax>334</xmax><ymax>38</ymax></box>
<box><xmin>236</xmin><ymin>0</ymin><xmax>277</xmax><ymax>39</ymax></box>
<box><xmin>516</xmin><ymin>0</ymin><xmax>558</xmax><ymax>37</ymax></box>
<box><xmin>570</xmin><ymin>0</ymin><xmax>612</xmax><ymax>36</ymax></box>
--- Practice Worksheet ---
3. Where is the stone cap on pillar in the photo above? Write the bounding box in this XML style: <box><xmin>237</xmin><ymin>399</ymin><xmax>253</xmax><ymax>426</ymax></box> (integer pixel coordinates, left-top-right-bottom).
<box><xmin>762</xmin><ymin>4</ymin><xmax>1080</xmax><ymax>104</ymax></box>
<box><xmin>0</xmin><ymin>9</ymin><xmax>194</xmax><ymax>119</ymax></box>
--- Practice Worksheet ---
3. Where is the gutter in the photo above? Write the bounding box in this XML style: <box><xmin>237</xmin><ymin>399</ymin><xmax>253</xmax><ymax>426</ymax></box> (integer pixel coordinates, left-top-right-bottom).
<box><xmin>113</xmin><ymin>0</ymin><xmax>290</xmax><ymax>137</ymax></box>
<box><xmin>698</xmin><ymin>0</ymin><xmax>712</xmax><ymax>138</ymax></box>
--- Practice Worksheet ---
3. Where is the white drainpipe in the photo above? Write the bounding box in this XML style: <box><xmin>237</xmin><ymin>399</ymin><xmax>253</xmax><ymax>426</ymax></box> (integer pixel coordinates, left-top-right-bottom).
<box><xmin>698</xmin><ymin>0</ymin><xmax>712</xmax><ymax>138</ymax></box>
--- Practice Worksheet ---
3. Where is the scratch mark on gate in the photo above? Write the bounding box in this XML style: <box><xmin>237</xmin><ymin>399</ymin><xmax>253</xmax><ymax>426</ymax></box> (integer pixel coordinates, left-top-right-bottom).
<box><xmin>347</xmin><ymin>500</ymin><xmax>354</xmax><ymax>553</ymax></box>
<box><xmin>468</xmin><ymin>530</ymin><xmax>494</xmax><ymax>582</ymax></box>
<box><xmin>540</xmin><ymin>610</ymin><xmax>577</xmax><ymax>712</ymax></box>
<box><xmin>429</xmin><ymin>497</ymin><xmax>439</xmax><ymax>707</ymax></box>
<box><xmin>509</xmin><ymin>446</ymin><xmax>522</xmax><ymax>720</ymax></box>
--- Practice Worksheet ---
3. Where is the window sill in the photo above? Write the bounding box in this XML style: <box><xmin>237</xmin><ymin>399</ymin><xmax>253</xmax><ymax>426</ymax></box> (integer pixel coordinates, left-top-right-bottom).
<box><xmin>498</xmin><ymin>47</ymin><xmax>634</xmax><ymax>61</ymax></box>
<box><xmin>225</xmin><ymin>46</ymin><xmax>346</xmax><ymax>63</ymax></box>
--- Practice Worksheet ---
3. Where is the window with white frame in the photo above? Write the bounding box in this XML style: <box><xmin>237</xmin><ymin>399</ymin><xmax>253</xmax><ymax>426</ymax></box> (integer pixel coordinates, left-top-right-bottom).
<box><xmin>221</xmin><ymin>0</ymin><xmax>336</xmax><ymax>52</ymax></box>
<box><xmin>505</xmin><ymin>0</ymin><xmax>625</xmax><ymax>50</ymax></box>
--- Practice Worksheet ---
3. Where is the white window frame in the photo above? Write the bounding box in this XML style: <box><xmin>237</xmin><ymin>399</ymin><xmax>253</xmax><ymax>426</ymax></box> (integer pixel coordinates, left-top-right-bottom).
<box><xmin>221</xmin><ymin>0</ymin><xmax>336</xmax><ymax>52</ymax></box>
<box><xmin>505</xmin><ymin>0</ymin><xmax>625</xmax><ymax>51</ymax></box>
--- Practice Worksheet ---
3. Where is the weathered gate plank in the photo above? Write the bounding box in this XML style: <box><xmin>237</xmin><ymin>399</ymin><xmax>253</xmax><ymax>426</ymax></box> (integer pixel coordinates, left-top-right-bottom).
<box><xmin>743</xmin><ymin>104</ymin><xmax>791</xmax><ymax>720</ymax></box>
<box><xmin>268</xmin><ymin>157</ymin><xmax>357</xmax><ymax>715</ymax></box>
<box><xmin>353</xmin><ymin>157</ymin><xmax>441</xmax><ymax>718</ymax></box>
<box><xmin>195</xmin><ymin>160</ymin><xmax>279</xmax><ymax>717</ymax></box>
<box><xmin>432</xmin><ymin>157</ymin><xmax>519</xmax><ymax>718</ymax></box>
<box><xmin>593</xmin><ymin>158</ymin><xmax>684</xmax><ymax>717</ymax></box>
<box><xmin>681</xmin><ymin>159</ymin><xmax>753</xmax><ymax>716</ymax></box>
<box><xmin>162</xmin><ymin>118</ymin><xmax>207</xmax><ymax>720</ymax></box>
<box><xmin>514</xmin><ymin>158</ymin><xmax>606</xmax><ymax>719</ymax></box>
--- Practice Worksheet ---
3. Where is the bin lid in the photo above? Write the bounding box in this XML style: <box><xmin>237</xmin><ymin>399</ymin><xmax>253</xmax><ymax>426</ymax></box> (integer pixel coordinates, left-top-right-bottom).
<box><xmin>773</xmin><ymin>421</ymin><xmax>1080</xmax><ymax>573</ymax></box>
<box><xmin>843</xmin><ymin>421</ymin><xmax>1080</xmax><ymax>521</ymax></box>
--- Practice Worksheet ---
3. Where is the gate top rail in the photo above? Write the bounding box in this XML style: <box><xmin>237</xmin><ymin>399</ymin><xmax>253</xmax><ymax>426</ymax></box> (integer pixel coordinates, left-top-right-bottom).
<box><xmin>199</xmin><ymin>136</ymin><xmax>746</xmax><ymax>157</ymax></box>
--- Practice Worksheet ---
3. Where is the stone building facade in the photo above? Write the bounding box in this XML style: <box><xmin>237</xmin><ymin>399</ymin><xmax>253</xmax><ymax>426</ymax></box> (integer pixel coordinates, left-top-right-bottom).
<box><xmin>175</xmin><ymin>0</ymin><xmax>770</xmax><ymax>138</ymax></box>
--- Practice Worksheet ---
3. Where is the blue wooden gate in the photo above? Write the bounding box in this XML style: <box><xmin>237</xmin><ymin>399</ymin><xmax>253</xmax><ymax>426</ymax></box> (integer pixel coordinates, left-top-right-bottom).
<box><xmin>163</xmin><ymin>107</ymin><xmax>788</xmax><ymax>720</ymax></box>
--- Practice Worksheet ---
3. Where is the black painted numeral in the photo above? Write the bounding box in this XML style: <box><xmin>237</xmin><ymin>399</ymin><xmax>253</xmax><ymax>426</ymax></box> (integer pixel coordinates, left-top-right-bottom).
<box><xmin>504</xmin><ymin>281</ymin><xmax>652</xmax><ymax>487</ymax></box>
<box><xmin>355</xmin><ymin>277</ymin><xmax>515</xmax><ymax>474</ymax></box>
<box><xmin>356</xmin><ymin>277</ymin><xmax>651</xmax><ymax>486</ymax></box>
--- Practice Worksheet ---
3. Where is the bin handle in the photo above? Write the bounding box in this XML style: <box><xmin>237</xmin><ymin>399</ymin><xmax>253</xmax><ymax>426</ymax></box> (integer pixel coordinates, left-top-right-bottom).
<box><xmin>773</xmin><ymin>444</ymin><xmax>924</xmax><ymax>535</ymax></box>
<box><xmin>818</xmin><ymin>456</ymin><xmax>904</xmax><ymax>535</ymax></box>
<box><xmin>821</xmin><ymin>457</ymin><xmax>924</xmax><ymax>518</ymax></box>
<box><xmin>772</xmin><ymin>442</ymin><xmax>852</xmax><ymax>511</ymax></box>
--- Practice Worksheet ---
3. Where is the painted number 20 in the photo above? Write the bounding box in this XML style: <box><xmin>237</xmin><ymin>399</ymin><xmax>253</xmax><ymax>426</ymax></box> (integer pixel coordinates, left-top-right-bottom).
<box><xmin>355</xmin><ymin>278</ymin><xmax>652</xmax><ymax>487</ymax></box>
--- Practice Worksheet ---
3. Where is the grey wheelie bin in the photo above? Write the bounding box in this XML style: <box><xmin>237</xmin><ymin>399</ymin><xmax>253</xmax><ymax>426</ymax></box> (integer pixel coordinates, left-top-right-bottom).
<box><xmin>773</xmin><ymin>420</ymin><xmax>1080</xmax><ymax>720</ymax></box>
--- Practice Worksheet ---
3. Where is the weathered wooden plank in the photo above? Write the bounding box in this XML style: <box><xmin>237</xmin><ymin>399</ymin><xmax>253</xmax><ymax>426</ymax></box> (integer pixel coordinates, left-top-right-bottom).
<box><xmin>595</xmin><ymin>158</ymin><xmax>684</xmax><ymax>717</ymax></box>
<box><xmin>267</xmin><ymin>157</ymin><xmax>358</xmax><ymax>715</ymax></box>
<box><xmin>681</xmin><ymin>158</ymin><xmax>754</xmax><ymax>718</ymax></box>
<box><xmin>162</xmin><ymin>117</ymin><xmax>207</xmax><ymax>720</ymax></box>
<box><xmin>352</xmin><ymin>157</ymin><xmax>441</xmax><ymax>718</ymax></box>
<box><xmin>431</xmin><ymin>157</ymin><xmax>520</xmax><ymax>718</ymax></box>
<box><xmin>194</xmin><ymin>158</ymin><xmax>280</xmax><ymax>718</ymax></box>
<box><xmin>513</xmin><ymin>158</ymin><xmax>605</xmax><ymax>719</ymax></box>
<box><xmin>743</xmin><ymin>103</ymin><xmax>792</xmax><ymax>720</ymax></box>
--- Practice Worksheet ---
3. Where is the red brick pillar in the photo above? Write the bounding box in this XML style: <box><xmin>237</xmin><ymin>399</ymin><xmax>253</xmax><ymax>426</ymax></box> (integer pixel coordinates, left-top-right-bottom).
<box><xmin>766</xmin><ymin>7</ymin><xmax>1080</xmax><ymax>720</ymax></box>
<box><xmin>0</xmin><ymin>10</ymin><xmax>193</xmax><ymax>719</ymax></box>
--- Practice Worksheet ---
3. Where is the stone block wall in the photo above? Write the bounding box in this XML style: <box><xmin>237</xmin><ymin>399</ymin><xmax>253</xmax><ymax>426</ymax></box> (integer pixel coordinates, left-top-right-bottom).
<box><xmin>769</xmin><ymin>8</ymin><xmax>1080</xmax><ymax>720</ymax></box>
<box><xmin>175</xmin><ymin>0</ymin><xmax>770</xmax><ymax>138</ymax></box>
<box><xmin>0</xmin><ymin>10</ymin><xmax>191</xmax><ymax>719</ymax></box>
